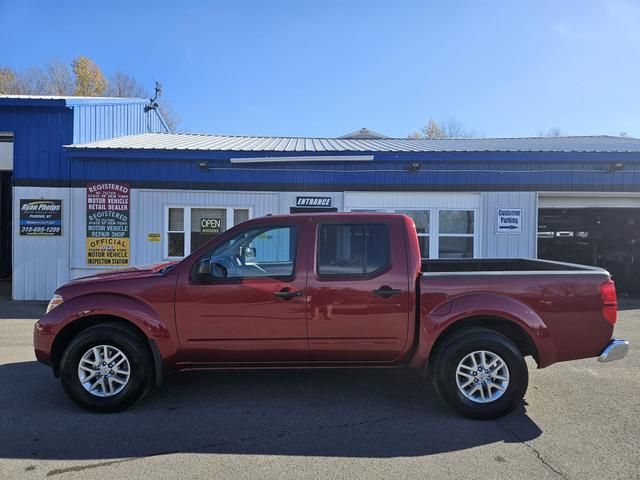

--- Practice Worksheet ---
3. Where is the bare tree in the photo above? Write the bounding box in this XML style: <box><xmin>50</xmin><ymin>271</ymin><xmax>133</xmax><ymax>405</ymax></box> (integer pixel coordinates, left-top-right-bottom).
<box><xmin>410</xmin><ymin>117</ymin><xmax>476</xmax><ymax>139</ymax></box>
<box><xmin>2</xmin><ymin>57</ymin><xmax>181</xmax><ymax>131</ymax></box>
<box><xmin>0</xmin><ymin>61</ymin><xmax>73</xmax><ymax>95</ymax></box>
<box><xmin>107</xmin><ymin>71</ymin><xmax>147</xmax><ymax>98</ymax></box>
<box><xmin>537</xmin><ymin>127</ymin><xmax>563</xmax><ymax>137</ymax></box>
<box><xmin>105</xmin><ymin>73</ymin><xmax>180</xmax><ymax>131</ymax></box>
<box><xmin>158</xmin><ymin>102</ymin><xmax>181</xmax><ymax>132</ymax></box>
<box><xmin>45</xmin><ymin>59</ymin><xmax>74</xmax><ymax>95</ymax></box>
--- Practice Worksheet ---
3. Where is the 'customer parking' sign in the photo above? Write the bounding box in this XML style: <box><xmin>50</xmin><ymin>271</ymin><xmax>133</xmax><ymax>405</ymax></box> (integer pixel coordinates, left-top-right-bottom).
<box><xmin>496</xmin><ymin>207</ymin><xmax>523</xmax><ymax>234</ymax></box>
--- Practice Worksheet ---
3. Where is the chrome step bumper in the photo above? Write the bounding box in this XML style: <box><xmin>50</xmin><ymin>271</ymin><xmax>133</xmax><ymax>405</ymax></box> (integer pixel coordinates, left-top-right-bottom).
<box><xmin>598</xmin><ymin>339</ymin><xmax>629</xmax><ymax>363</ymax></box>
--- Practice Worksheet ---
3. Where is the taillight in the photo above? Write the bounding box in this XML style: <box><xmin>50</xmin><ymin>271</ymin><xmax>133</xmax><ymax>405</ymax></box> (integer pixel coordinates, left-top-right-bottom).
<box><xmin>600</xmin><ymin>279</ymin><xmax>617</xmax><ymax>325</ymax></box>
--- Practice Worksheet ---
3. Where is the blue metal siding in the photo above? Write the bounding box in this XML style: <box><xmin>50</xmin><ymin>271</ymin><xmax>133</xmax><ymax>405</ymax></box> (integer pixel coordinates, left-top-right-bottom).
<box><xmin>0</xmin><ymin>98</ymin><xmax>168</xmax><ymax>184</ymax></box>
<box><xmin>0</xmin><ymin>105</ymin><xmax>74</xmax><ymax>183</ymax></box>
<box><xmin>64</xmin><ymin>151</ymin><xmax>640</xmax><ymax>192</ymax></box>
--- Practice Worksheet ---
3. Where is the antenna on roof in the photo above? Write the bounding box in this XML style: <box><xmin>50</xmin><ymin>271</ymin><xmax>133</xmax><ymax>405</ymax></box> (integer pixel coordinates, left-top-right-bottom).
<box><xmin>144</xmin><ymin>81</ymin><xmax>162</xmax><ymax>112</ymax></box>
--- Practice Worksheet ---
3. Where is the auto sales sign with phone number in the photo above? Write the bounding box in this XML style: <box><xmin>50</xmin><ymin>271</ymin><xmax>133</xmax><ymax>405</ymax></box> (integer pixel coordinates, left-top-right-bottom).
<box><xmin>86</xmin><ymin>182</ymin><xmax>130</xmax><ymax>266</ymax></box>
<box><xmin>19</xmin><ymin>199</ymin><xmax>62</xmax><ymax>236</ymax></box>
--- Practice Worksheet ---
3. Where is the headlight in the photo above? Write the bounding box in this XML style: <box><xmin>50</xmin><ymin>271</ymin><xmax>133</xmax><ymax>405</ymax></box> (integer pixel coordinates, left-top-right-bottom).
<box><xmin>46</xmin><ymin>294</ymin><xmax>63</xmax><ymax>314</ymax></box>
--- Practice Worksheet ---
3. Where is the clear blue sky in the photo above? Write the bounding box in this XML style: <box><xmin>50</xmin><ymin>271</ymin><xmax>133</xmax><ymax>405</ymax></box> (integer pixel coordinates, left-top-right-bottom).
<box><xmin>1</xmin><ymin>0</ymin><xmax>638</xmax><ymax>137</ymax></box>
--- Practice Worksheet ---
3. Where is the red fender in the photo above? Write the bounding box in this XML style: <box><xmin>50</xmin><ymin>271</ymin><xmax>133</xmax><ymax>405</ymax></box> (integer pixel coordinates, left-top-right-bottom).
<box><xmin>408</xmin><ymin>292</ymin><xmax>557</xmax><ymax>369</ymax></box>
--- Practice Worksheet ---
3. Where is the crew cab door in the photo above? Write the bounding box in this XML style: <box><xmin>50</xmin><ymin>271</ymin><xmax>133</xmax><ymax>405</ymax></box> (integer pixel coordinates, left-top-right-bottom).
<box><xmin>174</xmin><ymin>218</ymin><xmax>308</xmax><ymax>363</ymax></box>
<box><xmin>306</xmin><ymin>216</ymin><xmax>411</xmax><ymax>362</ymax></box>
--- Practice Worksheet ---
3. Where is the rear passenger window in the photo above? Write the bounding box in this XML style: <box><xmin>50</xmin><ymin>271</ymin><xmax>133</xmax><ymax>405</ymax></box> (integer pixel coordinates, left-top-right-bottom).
<box><xmin>317</xmin><ymin>223</ymin><xmax>389</xmax><ymax>276</ymax></box>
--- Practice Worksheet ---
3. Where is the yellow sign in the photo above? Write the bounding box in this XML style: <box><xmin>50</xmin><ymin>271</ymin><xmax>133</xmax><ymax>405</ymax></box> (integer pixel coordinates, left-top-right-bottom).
<box><xmin>86</xmin><ymin>238</ymin><xmax>130</xmax><ymax>266</ymax></box>
<box><xmin>147</xmin><ymin>233</ymin><xmax>161</xmax><ymax>242</ymax></box>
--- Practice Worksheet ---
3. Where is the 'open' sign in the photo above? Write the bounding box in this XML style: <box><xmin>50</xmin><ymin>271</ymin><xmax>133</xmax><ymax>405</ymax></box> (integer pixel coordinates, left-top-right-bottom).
<box><xmin>201</xmin><ymin>218</ymin><xmax>222</xmax><ymax>233</ymax></box>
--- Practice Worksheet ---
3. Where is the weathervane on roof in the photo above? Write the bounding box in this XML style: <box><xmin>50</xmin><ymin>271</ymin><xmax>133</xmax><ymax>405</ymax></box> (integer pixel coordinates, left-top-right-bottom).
<box><xmin>144</xmin><ymin>81</ymin><xmax>162</xmax><ymax>112</ymax></box>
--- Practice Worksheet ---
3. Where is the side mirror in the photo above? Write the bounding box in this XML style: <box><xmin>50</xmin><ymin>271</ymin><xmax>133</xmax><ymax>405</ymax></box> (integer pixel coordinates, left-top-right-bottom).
<box><xmin>194</xmin><ymin>258</ymin><xmax>212</xmax><ymax>281</ymax></box>
<box><xmin>244</xmin><ymin>247</ymin><xmax>256</xmax><ymax>261</ymax></box>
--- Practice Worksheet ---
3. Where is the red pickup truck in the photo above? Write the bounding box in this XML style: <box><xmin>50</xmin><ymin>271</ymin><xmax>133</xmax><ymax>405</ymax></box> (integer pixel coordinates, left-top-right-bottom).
<box><xmin>34</xmin><ymin>213</ymin><xmax>628</xmax><ymax>419</ymax></box>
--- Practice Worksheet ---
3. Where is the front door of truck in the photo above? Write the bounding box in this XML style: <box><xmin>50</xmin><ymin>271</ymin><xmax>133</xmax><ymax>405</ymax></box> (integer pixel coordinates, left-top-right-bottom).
<box><xmin>175</xmin><ymin>219</ymin><xmax>308</xmax><ymax>363</ymax></box>
<box><xmin>306</xmin><ymin>216</ymin><xmax>412</xmax><ymax>363</ymax></box>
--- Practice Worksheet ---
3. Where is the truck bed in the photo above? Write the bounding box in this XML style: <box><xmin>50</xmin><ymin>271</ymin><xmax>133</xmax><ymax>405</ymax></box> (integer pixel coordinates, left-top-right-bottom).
<box><xmin>421</xmin><ymin>258</ymin><xmax>606</xmax><ymax>274</ymax></box>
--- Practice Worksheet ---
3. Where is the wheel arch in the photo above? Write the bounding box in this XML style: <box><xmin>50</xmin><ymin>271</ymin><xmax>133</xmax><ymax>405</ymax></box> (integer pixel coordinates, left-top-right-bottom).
<box><xmin>50</xmin><ymin>314</ymin><xmax>164</xmax><ymax>386</ymax></box>
<box><xmin>427</xmin><ymin>316</ymin><xmax>540</xmax><ymax>373</ymax></box>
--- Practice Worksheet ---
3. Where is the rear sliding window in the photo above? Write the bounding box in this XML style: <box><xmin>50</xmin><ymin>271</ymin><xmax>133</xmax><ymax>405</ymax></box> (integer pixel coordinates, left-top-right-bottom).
<box><xmin>317</xmin><ymin>223</ymin><xmax>389</xmax><ymax>276</ymax></box>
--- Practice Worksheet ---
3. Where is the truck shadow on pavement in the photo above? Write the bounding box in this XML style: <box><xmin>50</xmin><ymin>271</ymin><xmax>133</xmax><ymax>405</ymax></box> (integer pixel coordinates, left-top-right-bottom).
<box><xmin>0</xmin><ymin>361</ymin><xmax>542</xmax><ymax>461</ymax></box>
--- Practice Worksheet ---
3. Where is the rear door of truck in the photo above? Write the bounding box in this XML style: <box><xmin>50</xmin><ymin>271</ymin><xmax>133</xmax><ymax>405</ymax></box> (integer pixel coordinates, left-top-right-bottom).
<box><xmin>305</xmin><ymin>215</ymin><xmax>412</xmax><ymax>362</ymax></box>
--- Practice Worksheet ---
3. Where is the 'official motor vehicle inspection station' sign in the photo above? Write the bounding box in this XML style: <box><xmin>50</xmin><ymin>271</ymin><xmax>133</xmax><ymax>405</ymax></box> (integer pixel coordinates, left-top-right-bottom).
<box><xmin>86</xmin><ymin>182</ymin><xmax>130</xmax><ymax>266</ymax></box>
<box><xmin>19</xmin><ymin>199</ymin><xmax>62</xmax><ymax>236</ymax></box>
<box><xmin>496</xmin><ymin>207</ymin><xmax>523</xmax><ymax>234</ymax></box>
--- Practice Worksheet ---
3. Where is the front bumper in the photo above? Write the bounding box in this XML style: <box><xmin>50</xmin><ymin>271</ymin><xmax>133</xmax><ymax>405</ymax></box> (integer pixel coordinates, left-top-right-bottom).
<box><xmin>598</xmin><ymin>339</ymin><xmax>629</xmax><ymax>363</ymax></box>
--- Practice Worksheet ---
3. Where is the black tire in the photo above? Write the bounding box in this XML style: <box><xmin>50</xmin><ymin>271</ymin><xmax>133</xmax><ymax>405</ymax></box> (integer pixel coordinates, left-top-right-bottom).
<box><xmin>431</xmin><ymin>327</ymin><xmax>528</xmax><ymax>420</ymax></box>
<box><xmin>59</xmin><ymin>323</ymin><xmax>153</xmax><ymax>413</ymax></box>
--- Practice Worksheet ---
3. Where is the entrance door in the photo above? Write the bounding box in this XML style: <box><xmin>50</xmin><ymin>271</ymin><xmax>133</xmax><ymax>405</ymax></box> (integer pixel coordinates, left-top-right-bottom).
<box><xmin>175</xmin><ymin>218</ymin><xmax>309</xmax><ymax>363</ymax></box>
<box><xmin>305</xmin><ymin>216</ymin><xmax>411</xmax><ymax>363</ymax></box>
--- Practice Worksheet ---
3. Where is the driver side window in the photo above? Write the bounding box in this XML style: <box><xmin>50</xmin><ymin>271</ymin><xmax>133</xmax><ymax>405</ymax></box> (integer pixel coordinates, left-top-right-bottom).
<box><xmin>204</xmin><ymin>225</ymin><xmax>297</xmax><ymax>279</ymax></box>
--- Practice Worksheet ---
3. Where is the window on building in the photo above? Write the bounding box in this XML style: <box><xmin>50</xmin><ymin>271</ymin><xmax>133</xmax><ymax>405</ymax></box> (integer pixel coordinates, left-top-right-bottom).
<box><xmin>168</xmin><ymin>208</ymin><xmax>185</xmax><ymax>257</ymax></box>
<box><xmin>396</xmin><ymin>210</ymin><xmax>430</xmax><ymax>258</ymax></box>
<box><xmin>438</xmin><ymin>210</ymin><xmax>474</xmax><ymax>258</ymax></box>
<box><xmin>317</xmin><ymin>223</ymin><xmax>389</xmax><ymax>276</ymax></box>
<box><xmin>191</xmin><ymin>208</ymin><xmax>226</xmax><ymax>252</ymax></box>
<box><xmin>166</xmin><ymin>207</ymin><xmax>251</xmax><ymax>258</ymax></box>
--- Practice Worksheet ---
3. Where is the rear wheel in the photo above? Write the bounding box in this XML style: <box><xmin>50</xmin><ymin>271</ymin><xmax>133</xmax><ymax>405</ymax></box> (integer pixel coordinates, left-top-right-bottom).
<box><xmin>59</xmin><ymin>324</ymin><xmax>153</xmax><ymax>412</ymax></box>
<box><xmin>431</xmin><ymin>328</ymin><xmax>528</xmax><ymax>420</ymax></box>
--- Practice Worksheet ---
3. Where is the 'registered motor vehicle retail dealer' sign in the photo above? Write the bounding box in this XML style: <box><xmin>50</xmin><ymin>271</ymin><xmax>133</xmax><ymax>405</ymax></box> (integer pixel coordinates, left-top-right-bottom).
<box><xmin>86</xmin><ymin>182</ymin><xmax>130</xmax><ymax>266</ymax></box>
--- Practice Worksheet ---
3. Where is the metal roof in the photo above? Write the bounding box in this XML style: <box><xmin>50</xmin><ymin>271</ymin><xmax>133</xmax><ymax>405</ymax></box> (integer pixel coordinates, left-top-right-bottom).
<box><xmin>66</xmin><ymin>132</ymin><xmax>640</xmax><ymax>153</ymax></box>
<box><xmin>0</xmin><ymin>95</ymin><xmax>149</xmax><ymax>107</ymax></box>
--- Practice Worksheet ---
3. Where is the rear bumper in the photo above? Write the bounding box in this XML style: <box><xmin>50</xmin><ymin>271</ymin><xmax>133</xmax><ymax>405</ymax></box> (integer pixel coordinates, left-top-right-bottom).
<box><xmin>598</xmin><ymin>339</ymin><xmax>629</xmax><ymax>363</ymax></box>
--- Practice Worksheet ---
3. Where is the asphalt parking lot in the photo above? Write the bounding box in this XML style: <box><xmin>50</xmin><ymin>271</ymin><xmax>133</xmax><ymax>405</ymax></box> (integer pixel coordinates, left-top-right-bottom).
<box><xmin>0</xmin><ymin>298</ymin><xmax>638</xmax><ymax>480</ymax></box>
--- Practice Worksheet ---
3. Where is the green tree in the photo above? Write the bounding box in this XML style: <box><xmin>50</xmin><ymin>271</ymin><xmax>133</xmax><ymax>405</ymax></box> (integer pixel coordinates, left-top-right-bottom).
<box><xmin>72</xmin><ymin>56</ymin><xmax>107</xmax><ymax>96</ymax></box>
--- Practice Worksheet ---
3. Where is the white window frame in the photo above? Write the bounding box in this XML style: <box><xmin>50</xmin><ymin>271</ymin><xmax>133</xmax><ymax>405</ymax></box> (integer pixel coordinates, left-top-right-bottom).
<box><xmin>435</xmin><ymin>208</ymin><xmax>478</xmax><ymax>259</ymax></box>
<box><xmin>164</xmin><ymin>205</ymin><xmax>253</xmax><ymax>259</ymax></box>
<box><xmin>346</xmin><ymin>207</ymin><xmax>479</xmax><ymax>259</ymax></box>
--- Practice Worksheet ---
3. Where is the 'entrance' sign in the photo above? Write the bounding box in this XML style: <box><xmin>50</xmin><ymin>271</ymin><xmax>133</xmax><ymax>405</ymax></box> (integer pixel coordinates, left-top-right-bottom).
<box><xmin>296</xmin><ymin>196</ymin><xmax>332</xmax><ymax>207</ymax></box>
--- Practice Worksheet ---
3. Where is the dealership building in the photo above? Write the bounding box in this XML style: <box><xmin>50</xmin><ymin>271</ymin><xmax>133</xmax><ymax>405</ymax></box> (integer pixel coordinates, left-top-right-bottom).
<box><xmin>2</xmin><ymin>95</ymin><xmax>640</xmax><ymax>300</ymax></box>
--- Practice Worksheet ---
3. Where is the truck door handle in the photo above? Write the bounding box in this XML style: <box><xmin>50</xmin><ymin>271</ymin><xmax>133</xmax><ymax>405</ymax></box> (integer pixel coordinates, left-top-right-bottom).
<box><xmin>274</xmin><ymin>288</ymin><xmax>303</xmax><ymax>300</ymax></box>
<box><xmin>372</xmin><ymin>286</ymin><xmax>402</xmax><ymax>299</ymax></box>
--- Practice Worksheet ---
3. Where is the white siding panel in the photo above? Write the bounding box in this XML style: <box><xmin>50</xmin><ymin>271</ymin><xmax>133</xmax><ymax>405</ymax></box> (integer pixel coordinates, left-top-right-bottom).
<box><xmin>481</xmin><ymin>192</ymin><xmax>537</xmax><ymax>258</ymax></box>
<box><xmin>68</xmin><ymin>189</ymin><xmax>281</xmax><ymax>278</ymax></box>
<box><xmin>12</xmin><ymin>187</ymin><xmax>71</xmax><ymax>300</ymax></box>
<box><xmin>344</xmin><ymin>192</ymin><xmax>480</xmax><ymax>210</ymax></box>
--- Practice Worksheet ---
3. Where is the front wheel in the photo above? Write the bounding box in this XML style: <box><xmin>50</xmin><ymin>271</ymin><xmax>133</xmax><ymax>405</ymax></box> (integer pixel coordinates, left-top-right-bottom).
<box><xmin>432</xmin><ymin>328</ymin><xmax>528</xmax><ymax>420</ymax></box>
<box><xmin>59</xmin><ymin>324</ymin><xmax>153</xmax><ymax>412</ymax></box>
